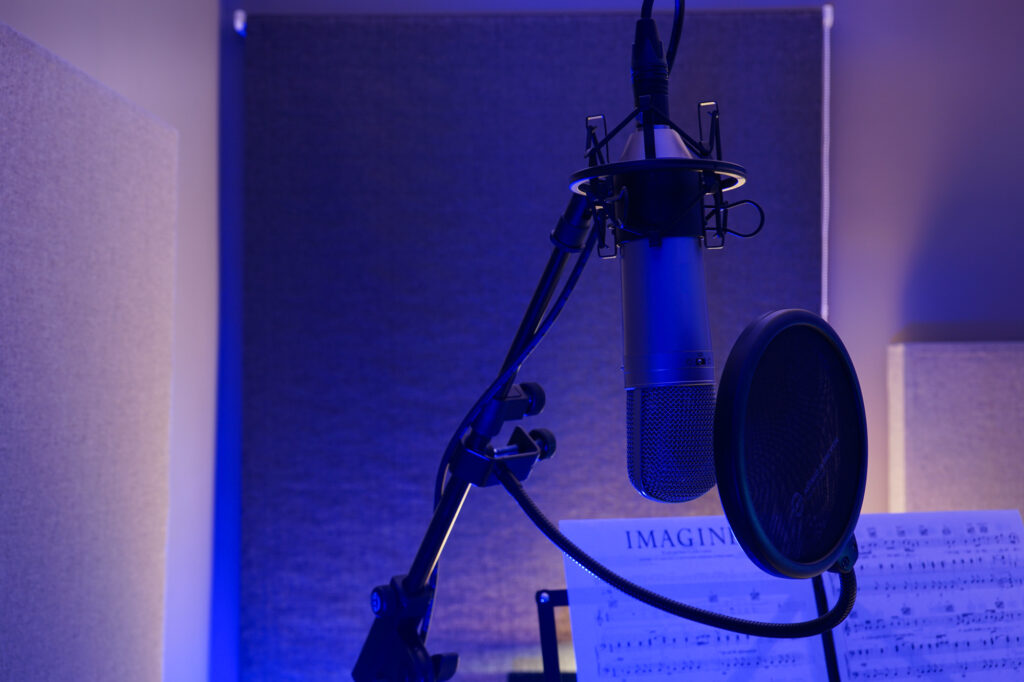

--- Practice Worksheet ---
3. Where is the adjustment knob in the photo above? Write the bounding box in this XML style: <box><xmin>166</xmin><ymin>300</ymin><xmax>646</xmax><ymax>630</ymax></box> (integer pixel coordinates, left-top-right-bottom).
<box><xmin>519</xmin><ymin>382</ymin><xmax>546</xmax><ymax>415</ymax></box>
<box><xmin>369</xmin><ymin>585</ymin><xmax>392</xmax><ymax>616</ymax></box>
<box><xmin>529</xmin><ymin>428</ymin><xmax>557</xmax><ymax>460</ymax></box>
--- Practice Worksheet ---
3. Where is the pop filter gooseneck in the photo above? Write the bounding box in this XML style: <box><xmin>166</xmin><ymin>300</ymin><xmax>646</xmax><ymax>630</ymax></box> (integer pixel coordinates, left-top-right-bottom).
<box><xmin>497</xmin><ymin>467</ymin><xmax>857</xmax><ymax>638</ymax></box>
<box><xmin>498</xmin><ymin>309</ymin><xmax>867</xmax><ymax>637</ymax></box>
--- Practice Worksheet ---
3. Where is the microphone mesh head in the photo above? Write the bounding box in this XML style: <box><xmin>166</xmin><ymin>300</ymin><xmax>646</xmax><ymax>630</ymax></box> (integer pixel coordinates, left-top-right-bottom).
<box><xmin>626</xmin><ymin>384</ymin><xmax>716</xmax><ymax>502</ymax></box>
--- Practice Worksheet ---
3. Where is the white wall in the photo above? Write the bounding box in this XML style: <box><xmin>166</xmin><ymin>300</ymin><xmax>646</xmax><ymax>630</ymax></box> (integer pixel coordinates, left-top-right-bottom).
<box><xmin>0</xmin><ymin>2</ymin><xmax>220</xmax><ymax>680</ymax></box>
<box><xmin>826</xmin><ymin>0</ymin><xmax>1024</xmax><ymax>514</ymax></box>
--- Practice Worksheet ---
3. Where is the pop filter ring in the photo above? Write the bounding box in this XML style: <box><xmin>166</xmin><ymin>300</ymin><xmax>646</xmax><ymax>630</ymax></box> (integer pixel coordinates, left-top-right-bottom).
<box><xmin>715</xmin><ymin>309</ymin><xmax>867</xmax><ymax>579</ymax></box>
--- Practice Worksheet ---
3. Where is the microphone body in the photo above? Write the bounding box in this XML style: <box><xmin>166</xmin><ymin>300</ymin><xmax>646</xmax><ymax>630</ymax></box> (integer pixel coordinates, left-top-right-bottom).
<box><xmin>621</xmin><ymin>234</ymin><xmax>716</xmax><ymax>503</ymax></box>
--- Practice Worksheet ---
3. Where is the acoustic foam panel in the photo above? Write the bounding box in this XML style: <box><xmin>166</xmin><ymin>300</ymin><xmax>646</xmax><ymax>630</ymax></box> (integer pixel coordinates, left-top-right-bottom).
<box><xmin>241</xmin><ymin>11</ymin><xmax>823</xmax><ymax>680</ymax></box>
<box><xmin>0</xmin><ymin>24</ymin><xmax>177</xmax><ymax>681</ymax></box>
<box><xmin>888</xmin><ymin>342</ymin><xmax>1024</xmax><ymax>513</ymax></box>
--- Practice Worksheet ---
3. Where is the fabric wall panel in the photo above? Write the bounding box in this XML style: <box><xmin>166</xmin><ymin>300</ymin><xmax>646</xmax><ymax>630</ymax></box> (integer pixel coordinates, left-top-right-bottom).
<box><xmin>0</xmin><ymin>24</ymin><xmax>176</xmax><ymax>681</ymax></box>
<box><xmin>888</xmin><ymin>342</ymin><xmax>1024</xmax><ymax>513</ymax></box>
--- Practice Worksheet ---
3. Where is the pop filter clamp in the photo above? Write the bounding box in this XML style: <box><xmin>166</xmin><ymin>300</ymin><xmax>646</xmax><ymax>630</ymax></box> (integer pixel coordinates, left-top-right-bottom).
<box><xmin>353</xmin><ymin>3</ymin><xmax>863</xmax><ymax>680</ymax></box>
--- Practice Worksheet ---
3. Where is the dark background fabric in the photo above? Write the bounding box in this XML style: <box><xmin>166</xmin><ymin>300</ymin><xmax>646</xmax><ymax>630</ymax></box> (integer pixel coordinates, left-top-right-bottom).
<box><xmin>241</xmin><ymin>11</ymin><xmax>822</xmax><ymax>680</ymax></box>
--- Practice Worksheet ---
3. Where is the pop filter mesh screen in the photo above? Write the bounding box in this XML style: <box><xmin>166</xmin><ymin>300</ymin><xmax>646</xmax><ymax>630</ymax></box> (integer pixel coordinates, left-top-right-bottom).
<box><xmin>743</xmin><ymin>325</ymin><xmax>863</xmax><ymax>564</ymax></box>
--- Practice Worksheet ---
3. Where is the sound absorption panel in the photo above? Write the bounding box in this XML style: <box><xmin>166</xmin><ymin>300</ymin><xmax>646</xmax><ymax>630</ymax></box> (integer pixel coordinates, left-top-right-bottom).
<box><xmin>888</xmin><ymin>342</ymin><xmax>1024</xmax><ymax>513</ymax></box>
<box><xmin>241</xmin><ymin>11</ymin><xmax>824</xmax><ymax>680</ymax></box>
<box><xmin>0</xmin><ymin>24</ymin><xmax>177</xmax><ymax>681</ymax></box>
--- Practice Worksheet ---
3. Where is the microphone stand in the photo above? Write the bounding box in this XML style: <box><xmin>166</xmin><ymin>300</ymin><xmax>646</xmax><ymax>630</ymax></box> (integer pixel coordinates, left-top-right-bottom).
<box><xmin>352</xmin><ymin>194</ymin><xmax>594</xmax><ymax>682</ymax></box>
<box><xmin>352</xmin><ymin>12</ymin><xmax>855</xmax><ymax>675</ymax></box>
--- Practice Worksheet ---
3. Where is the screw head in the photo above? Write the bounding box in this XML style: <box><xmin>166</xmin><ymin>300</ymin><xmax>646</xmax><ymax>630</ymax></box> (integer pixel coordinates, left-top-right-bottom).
<box><xmin>370</xmin><ymin>587</ymin><xmax>386</xmax><ymax>615</ymax></box>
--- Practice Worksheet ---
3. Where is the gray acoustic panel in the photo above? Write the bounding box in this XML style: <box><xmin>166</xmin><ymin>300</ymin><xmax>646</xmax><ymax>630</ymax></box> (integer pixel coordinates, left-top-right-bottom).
<box><xmin>888</xmin><ymin>342</ymin><xmax>1024</xmax><ymax>513</ymax></box>
<box><xmin>241</xmin><ymin>11</ymin><xmax>823</xmax><ymax>680</ymax></box>
<box><xmin>0</xmin><ymin>24</ymin><xmax>177</xmax><ymax>681</ymax></box>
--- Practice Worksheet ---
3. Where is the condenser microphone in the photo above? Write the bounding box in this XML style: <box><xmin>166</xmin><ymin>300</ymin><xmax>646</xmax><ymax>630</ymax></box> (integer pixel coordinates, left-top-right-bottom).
<box><xmin>619</xmin><ymin>17</ymin><xmax>715</xmax><ymax>503</ymax></box>
<box><xmin>570</xmin><ymin>14</ymin><xmax>750</xmax><ymax>502</ymax></box>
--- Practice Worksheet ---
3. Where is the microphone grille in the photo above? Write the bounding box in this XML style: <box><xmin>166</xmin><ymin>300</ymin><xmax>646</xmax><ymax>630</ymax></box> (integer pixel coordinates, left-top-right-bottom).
<box><xmin>627</xmin><ymin>383</ymin><xmax>716</xmax><ymax>502</ymax></box>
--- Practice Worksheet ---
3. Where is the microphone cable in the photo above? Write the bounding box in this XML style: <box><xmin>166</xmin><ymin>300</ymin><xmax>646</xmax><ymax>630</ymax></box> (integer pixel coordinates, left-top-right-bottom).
<box><xmin>420</xmin><ymin>218</ymin><xmax>602</xmax><ymax>641</ymax></box>
<box><xmin>642</xmin><ymin>0</ymin><xmax>684</xmax><ymax>74</ymax></box>
<box><xmin>497</xmin><ymin>463</ymin><xmax>858</xmax><ymax>639</ymax></box>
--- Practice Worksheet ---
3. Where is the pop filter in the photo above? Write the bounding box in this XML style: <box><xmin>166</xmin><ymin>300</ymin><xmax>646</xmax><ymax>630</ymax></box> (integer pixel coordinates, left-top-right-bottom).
<box><xmin>715</xmin><ymin>309</ymin><xmax>867</xmax><ymax>579</ymax></box>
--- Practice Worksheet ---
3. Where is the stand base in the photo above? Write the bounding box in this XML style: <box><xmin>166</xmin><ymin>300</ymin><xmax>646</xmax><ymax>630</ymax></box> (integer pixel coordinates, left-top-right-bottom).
<box><xmin>352</xmin><ymin>577</ymin><xmax>458</xmax><ymax>682</ymax></box>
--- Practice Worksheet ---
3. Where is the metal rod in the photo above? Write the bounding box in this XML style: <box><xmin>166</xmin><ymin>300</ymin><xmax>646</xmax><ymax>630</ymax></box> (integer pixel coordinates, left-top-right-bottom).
<box><xmin>403</xmin><ymin>473</ymin><xmax>472</xmax><ymax>595</ymax></box>
<box><xmin>812</xmin><ymin>574</ymin><xmax>842</xmax><ymax>681</ymax></box>
<box><xmin>406</xmin><ymin>244</ymin><xmax>570</xmax><ymax>594</ymax></box>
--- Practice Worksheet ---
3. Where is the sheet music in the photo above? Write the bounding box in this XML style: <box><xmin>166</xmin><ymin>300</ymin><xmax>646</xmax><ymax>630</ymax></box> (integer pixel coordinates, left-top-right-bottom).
<box><xmin>823</xmin><ymin>510</ymin><xmax>1024</xmax><ymax>681</ymax></box>
<box><xmin>561</xmin><ymin>516</ymin><xmax>827</xmax><ymax>681</ymax></box>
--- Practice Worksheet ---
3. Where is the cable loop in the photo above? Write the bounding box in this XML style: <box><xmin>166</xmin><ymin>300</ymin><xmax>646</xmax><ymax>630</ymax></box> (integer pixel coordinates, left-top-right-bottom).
<box><xmin>497</xmin><ymin>464</ymin><xmax>857</xmax><ymax>638</ymax></box>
